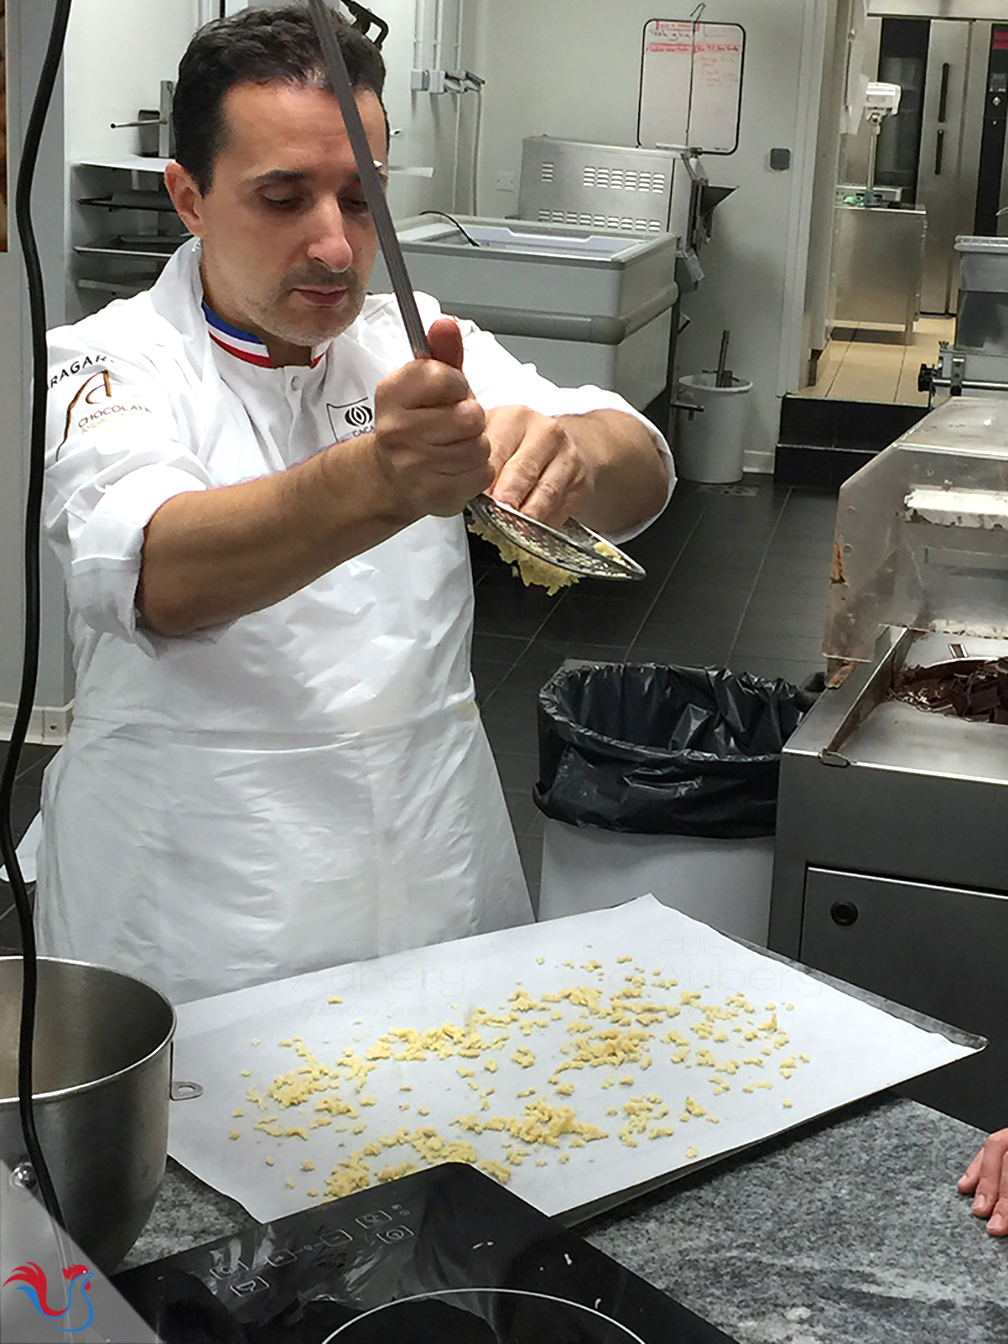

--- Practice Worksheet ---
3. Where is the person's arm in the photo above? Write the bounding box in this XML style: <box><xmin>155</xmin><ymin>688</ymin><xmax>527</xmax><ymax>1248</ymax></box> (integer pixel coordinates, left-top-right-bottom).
<box><xmin>137</xmin><ymin>320</ymin><xmax>491</xmax><ymax>636</ymax></box>
<box><xmin>483</xmin><ymin>404</ymin><xmax>669</xmax><ymax>539</ymax></box>
<box><xmin>959</xmin><ymin>1128</ymin><xmax>1008</xmax><ymax>1236</ymax></box>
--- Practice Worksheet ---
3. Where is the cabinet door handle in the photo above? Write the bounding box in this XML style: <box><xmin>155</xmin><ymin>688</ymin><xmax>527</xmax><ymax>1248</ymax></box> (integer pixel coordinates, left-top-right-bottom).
<box><xmin>830</xmin><ymin>901</ymin><xmax>860</xmax><ymax>927</ymax></box>
<box><xmin>935</xmin><ymin>128</ymin><xmax>945</xmax><ymax>176</ymax></box>
<box><xmin>938</xmin><ymin>61</ymin><xmax>951</xmax><ymax>123</ymax></box>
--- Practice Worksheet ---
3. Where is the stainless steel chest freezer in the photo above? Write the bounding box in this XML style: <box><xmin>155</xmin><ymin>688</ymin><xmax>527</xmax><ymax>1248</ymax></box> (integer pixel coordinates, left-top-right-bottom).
<box><xmin>369</xmin><ymin>216</ymin><xmax>678</xmax><ymax>410</ymax></box>
<box><xmin>769</xmin><ymin>397</ymin><xmax>1008</xmax><ymax>1133</ymax></box>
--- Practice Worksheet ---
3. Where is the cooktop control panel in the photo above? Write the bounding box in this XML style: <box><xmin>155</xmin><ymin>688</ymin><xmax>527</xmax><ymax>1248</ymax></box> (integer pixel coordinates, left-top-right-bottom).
<box><xmin>113</xmin><ymin>1165</ymin><xmax>737</xmax><ymax>1342</ymax></box>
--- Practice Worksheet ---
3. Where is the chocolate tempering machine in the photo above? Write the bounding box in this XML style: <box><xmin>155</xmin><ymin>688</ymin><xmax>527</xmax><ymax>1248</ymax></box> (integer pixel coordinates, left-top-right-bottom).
<box><xmin>769</xmin><ymin>396</ymin><xmax>1008</xmax><ymax>1133</ymax></box>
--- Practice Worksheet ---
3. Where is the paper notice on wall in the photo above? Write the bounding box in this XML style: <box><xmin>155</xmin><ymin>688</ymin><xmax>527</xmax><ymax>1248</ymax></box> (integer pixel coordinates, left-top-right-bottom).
<box><xmin>639</xmin><ymin>19</ymin><xmax>744</xmax><ymax>155</ymax></box>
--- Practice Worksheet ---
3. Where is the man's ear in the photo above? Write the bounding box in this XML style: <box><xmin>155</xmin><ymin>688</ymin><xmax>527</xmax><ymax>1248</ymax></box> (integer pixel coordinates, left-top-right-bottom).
<box><xmin>164</xmin><ymin>161</ymin><xmax>205</xmax><ymax>237</ymax></box>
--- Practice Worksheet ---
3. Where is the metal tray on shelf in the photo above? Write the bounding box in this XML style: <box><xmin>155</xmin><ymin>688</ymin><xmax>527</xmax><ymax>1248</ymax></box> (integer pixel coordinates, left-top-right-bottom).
<box><xmin>74</xmin><ymin>234</ymin><xmax>188</xmax><ymax>261</ymax></box>
<box><xmin>78</xmin><ymin>192</ymin><xmax>178</xmax><ymax>212</ymax></box>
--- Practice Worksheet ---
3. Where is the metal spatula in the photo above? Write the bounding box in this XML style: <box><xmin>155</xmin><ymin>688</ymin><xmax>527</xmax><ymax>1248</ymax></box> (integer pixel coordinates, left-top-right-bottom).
<box><xmin>306</xmin><ymin>0</ymin><xmax>644</xmax><ymax>583</ymax></box>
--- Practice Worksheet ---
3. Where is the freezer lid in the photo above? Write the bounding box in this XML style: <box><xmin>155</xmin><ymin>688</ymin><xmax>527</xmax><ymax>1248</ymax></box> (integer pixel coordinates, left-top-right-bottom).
<box><xmin>391</xmin><ymin>215</ymin><xmax>677</xmax><ymax>266</ymax></box>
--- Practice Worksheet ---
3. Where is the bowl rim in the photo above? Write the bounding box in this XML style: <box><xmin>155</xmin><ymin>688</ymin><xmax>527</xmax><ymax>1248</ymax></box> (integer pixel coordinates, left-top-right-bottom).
<box><xmin>0</xmin><ymin>955</ymin><xmax>177</xmax><ymax>1105</ymax></box>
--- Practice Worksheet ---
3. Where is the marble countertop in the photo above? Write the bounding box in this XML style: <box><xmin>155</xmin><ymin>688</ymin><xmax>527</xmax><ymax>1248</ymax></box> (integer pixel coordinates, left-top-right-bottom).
<box><xmin>126</xmin><ymin>1092</ymin><xmax>1007</xmax><ymax>1343</ymax></box>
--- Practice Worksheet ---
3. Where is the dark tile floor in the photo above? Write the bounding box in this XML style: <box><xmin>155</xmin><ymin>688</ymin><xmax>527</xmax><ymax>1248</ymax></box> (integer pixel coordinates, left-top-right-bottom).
<box><xmin>470</xmin><ymin>476</ymin><xmax>838</xmax><ymax>900</ymax></box>
<box><xmin>0</xmin><ymin>475</ymin><xmax>838</xmax><ymax>940</ymax></box>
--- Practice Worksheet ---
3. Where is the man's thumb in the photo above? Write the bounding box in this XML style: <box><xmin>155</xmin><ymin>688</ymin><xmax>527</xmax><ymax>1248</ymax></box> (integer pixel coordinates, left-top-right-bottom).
<box><xmin>426</xmin><ymin>316</ymin><xmax>465</xmax><ymax>371</ymax></box>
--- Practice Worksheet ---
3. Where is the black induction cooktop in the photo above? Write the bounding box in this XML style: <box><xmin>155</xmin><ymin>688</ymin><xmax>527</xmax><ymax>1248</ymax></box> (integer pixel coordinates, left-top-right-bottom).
<box><xmin>112</xmin><ymin>1164</ymin><xmax>738</xmax><ymax>1343</ymax></box>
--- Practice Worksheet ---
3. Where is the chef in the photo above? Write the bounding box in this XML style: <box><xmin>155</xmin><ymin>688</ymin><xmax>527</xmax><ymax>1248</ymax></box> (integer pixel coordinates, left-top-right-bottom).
<box><xmin>960</xmin><ymin>1129</ymin><xmax>1008</xmax><ymax>1237</ymax></box>
<box><xmin>38</xmin><ymin>5</ymin><xmax>672</xmax><ymax>1004</ymax></box>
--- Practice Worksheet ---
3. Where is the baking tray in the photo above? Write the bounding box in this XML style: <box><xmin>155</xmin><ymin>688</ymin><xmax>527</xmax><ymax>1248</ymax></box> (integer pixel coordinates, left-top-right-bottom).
<box><xmin>166</xmin><ymin>898</ymin><xmax>980</xmax><ymax>1225</ymax></box>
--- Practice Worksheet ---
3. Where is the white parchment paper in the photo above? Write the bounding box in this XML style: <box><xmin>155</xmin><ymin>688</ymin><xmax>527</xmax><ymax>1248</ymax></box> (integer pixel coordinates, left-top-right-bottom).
<box><xmin>168</xmin><ymin>897</ymin><xmax>977</xmax><ymax>1223</ymax></box>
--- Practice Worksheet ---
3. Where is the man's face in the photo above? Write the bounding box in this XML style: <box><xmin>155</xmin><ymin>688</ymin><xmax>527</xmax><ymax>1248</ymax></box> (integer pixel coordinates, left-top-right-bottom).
<box><xmin>167</xmin><ymin>80</ymin><xmax>388</xmax><ymax>362</ymax></box>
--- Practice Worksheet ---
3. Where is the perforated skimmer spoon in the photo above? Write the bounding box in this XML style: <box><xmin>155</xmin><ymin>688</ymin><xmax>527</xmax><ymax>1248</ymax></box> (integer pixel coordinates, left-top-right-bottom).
<box><xmin>306</xmin><ymin>0</ymin><xmax>645</xmax><ymax>582</ymax></box>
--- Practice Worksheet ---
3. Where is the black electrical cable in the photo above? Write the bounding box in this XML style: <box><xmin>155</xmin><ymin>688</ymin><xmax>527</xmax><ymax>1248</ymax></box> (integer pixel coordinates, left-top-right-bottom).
<box><xmin>0</xmin><ymin>0</ymin><xmax>75</xmax><ymax>1234</ymax></box>
<box><xmin>418</xmin><ymin>209</ymin><xmax>481</xmax><ymax>246</ymax></box>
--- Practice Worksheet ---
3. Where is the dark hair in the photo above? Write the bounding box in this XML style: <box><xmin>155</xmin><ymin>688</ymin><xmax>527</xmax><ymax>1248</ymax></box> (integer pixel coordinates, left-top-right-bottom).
<box><xmin>172</xmin><ymin>4</ymin><xmax>386</xmax><ymax>194</ymax></box>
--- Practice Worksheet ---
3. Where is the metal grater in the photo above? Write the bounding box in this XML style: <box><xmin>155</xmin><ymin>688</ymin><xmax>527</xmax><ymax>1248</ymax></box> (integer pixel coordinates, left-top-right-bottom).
<box><xmin>307</xmin><ymin>1</ymin><xmax>646</xmax><ymax>583</ymax></box>
<box><xmin>467</xmin><ymin>496</ymin><xmax>644</xmax><ymax>580</ymax></box>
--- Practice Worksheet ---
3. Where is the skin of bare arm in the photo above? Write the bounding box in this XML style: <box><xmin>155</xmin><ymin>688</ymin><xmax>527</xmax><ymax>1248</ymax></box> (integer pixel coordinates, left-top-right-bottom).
<box><xmin>958</xmin><ymin>1128</ymin><xmax>1008</xmax><ymax>1236</ymax></box>
<box><xmin>137</xmin><ymin>319</ymin><xmax>492</xmax><ymax>636</ymax></box>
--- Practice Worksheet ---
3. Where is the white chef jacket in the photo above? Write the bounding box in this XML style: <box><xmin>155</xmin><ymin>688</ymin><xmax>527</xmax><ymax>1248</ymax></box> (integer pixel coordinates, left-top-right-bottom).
<box><xmin>39</xmin><ymin>240</ymin><xmax>672</xmax><ymax>1005</ymax></box>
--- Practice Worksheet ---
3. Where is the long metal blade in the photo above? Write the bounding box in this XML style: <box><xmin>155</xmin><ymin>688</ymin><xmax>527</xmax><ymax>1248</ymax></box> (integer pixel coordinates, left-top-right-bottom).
<box><xmin>306</xmin><ymin>0</ymin><xmax>429</xmax><ymax>356</ymax></box>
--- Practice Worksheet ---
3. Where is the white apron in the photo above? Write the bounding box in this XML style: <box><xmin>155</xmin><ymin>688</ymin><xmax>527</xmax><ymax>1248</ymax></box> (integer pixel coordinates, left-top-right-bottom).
<box><xmin>39</xmin><ymin>242</ymin><xmax>669</xmax><ymax>1004</ymax></box>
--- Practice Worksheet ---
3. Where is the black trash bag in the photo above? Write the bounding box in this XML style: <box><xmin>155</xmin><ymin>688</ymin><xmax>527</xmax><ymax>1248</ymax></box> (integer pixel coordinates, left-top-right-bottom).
<box><xmin>534</xmin><ymin>663</ymin><xmax>816</xmax><ymax>840</ymax></box>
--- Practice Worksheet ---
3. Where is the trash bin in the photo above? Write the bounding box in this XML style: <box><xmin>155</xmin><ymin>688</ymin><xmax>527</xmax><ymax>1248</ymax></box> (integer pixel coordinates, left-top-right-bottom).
<box><xmin>534</xmin><ymin>662</ymin><xmax>814</xmax><ymax>944</ymax></box>
<box><xmin>674</xmin><ymin>372</ymin><xmax>752</xmax><ymax>483</ymax></box>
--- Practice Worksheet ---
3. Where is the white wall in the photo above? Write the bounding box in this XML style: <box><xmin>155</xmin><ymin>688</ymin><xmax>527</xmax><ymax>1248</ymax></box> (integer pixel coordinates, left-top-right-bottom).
<box><xmin>472</xmin><ymin>0</ymin><xmax>832</xmax><ymax>470</ymax></box>
<box><xmin>376</xmin><ymin>0</ymin><xmax>482</xmax><ymax>218</ymax></box>
<box><xmin>63</xmin><ymin>0</ymin><xmax>201</xmax><ymax>164</ymax></box>
<box><xmin>803</xmin><ymin>0</ymin><xmax>853</xmax><ymax>369</ymax></box>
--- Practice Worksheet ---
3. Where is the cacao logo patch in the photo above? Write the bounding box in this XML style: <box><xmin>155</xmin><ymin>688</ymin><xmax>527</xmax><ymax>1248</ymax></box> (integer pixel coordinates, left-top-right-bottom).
<box><xmin>328</xmin><ymin>398</ymin><xmax>374</xmax><ymax>441</ymax></box>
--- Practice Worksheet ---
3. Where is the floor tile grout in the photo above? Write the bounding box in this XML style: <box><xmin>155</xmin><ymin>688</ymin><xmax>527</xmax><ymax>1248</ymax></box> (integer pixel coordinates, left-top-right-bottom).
<box><xmin>624</xmin><ymin>507</ymin><xmax>707</xmax><ymax>652</ymax></box>
<box><xmin>726</xmin><ymin>487</ymin><xmax>792</xmax><ymax>657</ymax></box>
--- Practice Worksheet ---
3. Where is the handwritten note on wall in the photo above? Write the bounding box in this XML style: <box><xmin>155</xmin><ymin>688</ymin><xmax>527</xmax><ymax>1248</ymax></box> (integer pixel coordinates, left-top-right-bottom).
<box><xmin>639</xmin><ymin>19</ymin><xmax>745</xmax><ymax>155</ymax></box>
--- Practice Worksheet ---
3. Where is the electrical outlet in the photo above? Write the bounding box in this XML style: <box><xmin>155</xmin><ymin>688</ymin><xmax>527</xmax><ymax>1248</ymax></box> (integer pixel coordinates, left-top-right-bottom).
<box><xmin>495</xmin><ymin>171</ymin><xmax>515</xmax><ymax>192</ymax></box>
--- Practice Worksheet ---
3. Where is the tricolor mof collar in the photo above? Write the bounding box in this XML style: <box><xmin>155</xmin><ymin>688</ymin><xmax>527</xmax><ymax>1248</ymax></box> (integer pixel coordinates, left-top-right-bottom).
<box><xmin>202</xmin><ymin>302</ymin><xmax>328</xmax><ymax>369</ymax></box>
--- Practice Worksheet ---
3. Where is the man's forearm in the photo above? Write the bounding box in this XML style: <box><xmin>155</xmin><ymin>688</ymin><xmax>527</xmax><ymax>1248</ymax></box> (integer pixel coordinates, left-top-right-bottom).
<box><xmin>137</xmin><ymin>435</ymin><xmax>414</xmax><ymax>637</ymax></box>
<box><xmin>136</xmin><ymin>341</ymin><xmax>495</xmax><ymax>637</ymax></box>
<box><xmin>560</xmin><ymin>409</ymin><xmax>670</xmax><ymax>537</ymax></box>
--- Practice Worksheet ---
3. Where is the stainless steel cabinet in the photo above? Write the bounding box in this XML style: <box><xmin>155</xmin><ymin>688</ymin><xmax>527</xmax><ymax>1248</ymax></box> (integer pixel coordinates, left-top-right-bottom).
<box><xmin>832</xmin><ymin>204</ymin><xmax>927</xmax><ymax>339</ymax></box>
<box><xmin>801</xmin><ymin>868</ymin><xmax>1007</xmax><ymax>1129</ymax></box>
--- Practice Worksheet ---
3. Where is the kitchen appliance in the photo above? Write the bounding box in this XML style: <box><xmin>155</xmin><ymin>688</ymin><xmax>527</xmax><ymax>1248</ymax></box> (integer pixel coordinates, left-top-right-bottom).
<box><xmin>112</xmin><ymin>1163</ymin><xmax>736</xmax><ymax>1342</ymax></box>
<box><xmin>848</xmin><ymin>15</ymin><xmax>990</xmax><ymax>314</ymax></box>
<box><xmin>831</xmin><ymin>196</ymin><xmax>927</xmax><ymax>341</ymax></box>
<box><xmin>831</xmin><ymin>81</ymin><xmax>926</xmax><ymax>340</ymax></box>
<box><xmin>518</xmin><ymin>136</ymin><xmax>676</xmax><ymax>237</ymax></box>
<box><xmin>369</xmin><ymin>215</ymin><xmax>678</xmax><ymax>412</ymax></box>
<box><xmin>0</xmin><ymin>958</ymin><xmax>177</xmax><ymax>1271</ymax></box>
<box><xmin>769</xmin><ymin>395</ymin><xmax>1008</xmax><ymax>1131</ymax></box>
<box><xmin>517</xmin><ymin>135</ymin><xmax>733</xmax><ymax>299</ymax></box>
<box><xmin>864</xmin><ymin>81</ymin><xmax>903</xmax><ymax>199</ymax></box>
<box><xmin>919</xmin><ymin>235</ymin><xmax>1008</xmax><ymax>397</ymax></box>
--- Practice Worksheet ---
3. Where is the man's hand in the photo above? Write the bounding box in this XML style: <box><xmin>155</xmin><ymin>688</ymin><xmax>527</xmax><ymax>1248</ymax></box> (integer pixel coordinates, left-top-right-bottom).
<box><xmin>483</xmin><ymin>406</ymin><xmax>594</xmax><ymax>528</ymax></box>
<box><xmin>958</xmin><ymin>1128</ymin><xmax>1008</xmax><ymax>1235</ymax></box>
<box><xmin>483</xmin><ymin>403</ymin><xmax>668</xmax><ymax>539</ymax></box>
<box><xmin>371</xmin><ymin>318</ymin><xmax>494</xmax><ymax>519</ymax></box>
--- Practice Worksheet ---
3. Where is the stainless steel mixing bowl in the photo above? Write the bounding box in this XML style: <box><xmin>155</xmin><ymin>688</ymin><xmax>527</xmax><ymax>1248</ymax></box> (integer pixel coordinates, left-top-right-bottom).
<box><xmin>0</xmin><ymin>957</ymin><xmax>175</xmax><ymax>1270</ymax></box>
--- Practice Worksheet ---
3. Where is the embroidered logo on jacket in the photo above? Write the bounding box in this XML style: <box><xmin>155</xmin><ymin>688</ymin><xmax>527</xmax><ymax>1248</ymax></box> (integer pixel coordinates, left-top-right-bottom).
<box><xmin>327</xmin><ymin>398</ymin><xmax>374</xmax><ymax>442</ymax></box>
<box><xmin>48</xmin><ymin>353</ymin><xmax>109</xmax><ymax>388</ymax></box>
<box><xmin>56</xmin><ymin>368</ymin><xmax>153</xmax><ymax>456</ymax></box>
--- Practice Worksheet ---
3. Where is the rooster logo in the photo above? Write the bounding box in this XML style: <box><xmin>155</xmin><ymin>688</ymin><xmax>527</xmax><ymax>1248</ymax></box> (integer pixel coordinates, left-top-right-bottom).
<box><xmin>3</xmin><ymin>1261</ymin><xmax>95</xmax><ymax>1331</ymax></box>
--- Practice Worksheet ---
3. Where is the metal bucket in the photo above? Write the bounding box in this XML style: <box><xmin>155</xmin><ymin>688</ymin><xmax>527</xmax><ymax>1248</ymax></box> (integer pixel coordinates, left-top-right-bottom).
<box><xmin>0</xmin><ymin>957</ymin><xmax>175</xmax><ymax>1271</ymax></box>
